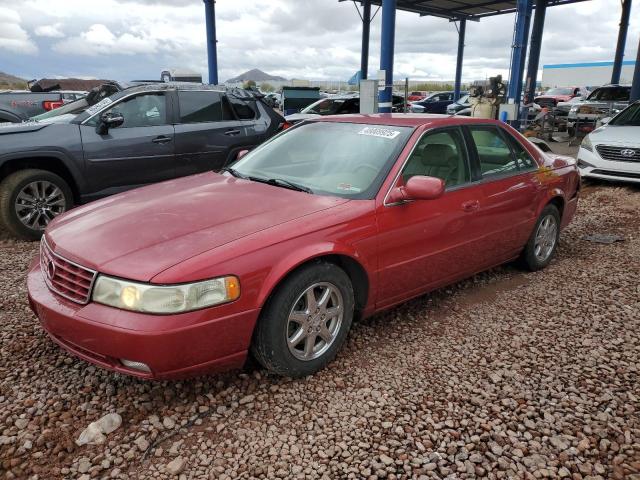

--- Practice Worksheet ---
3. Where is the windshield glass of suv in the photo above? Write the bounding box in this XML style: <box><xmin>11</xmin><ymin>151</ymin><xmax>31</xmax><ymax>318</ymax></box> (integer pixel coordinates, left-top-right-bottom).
<box><xmin>587</xmin><ymin>87</ymin><xmax>630</xmax><ymax>102</ymax></box>
<box><xmin>231</xmin><ymin>121</ymin><xmax>413</xmax><ymax>199</ymax></box>
<box><xmin>301</xmin><ymin>99</ymin><xmax>345</xmax><ymax>115</ymax></box>
<box><xmin>546</xmin><ymin>88</ymin><xmax>574</xmax><ymax>96</ymax></box>
<box><xmin>609</xmin><ymin>103</ymin><xmax>640</xmax><ymax>126</ymax></box>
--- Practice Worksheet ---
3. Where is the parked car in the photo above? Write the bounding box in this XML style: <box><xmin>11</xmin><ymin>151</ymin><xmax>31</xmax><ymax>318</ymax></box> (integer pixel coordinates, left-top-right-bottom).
<box><xmin>0</xmin><ymin>83</ymin><xmax>284</xmax><ymax>240</ymax></box>
<box><xmin>410</xmin><ymin>91</ymin><xmax>463</xmax><ymax>114</ymax></box>
<box><xmin>534</xmin><ymin>86</ymin><xmax>587</xmax><ymax>109</ymax></box>
<box><xmin>408</xmin><ymin>91</ymin><xmax>428</xmax><ymax>101</ymax></box>
<box><xmin>263</xmin><ymin>92</ymin><xmax>281</xmax><ymax>109</ymax></box>
<box><xmin>446</xmin><ymin>94</ymin><xmax>471</xmax><ymax>114</ymax></box>
<box><xmin>577</xmin><ymin>100</ymin><xmax>640</xmax><ymax>184</ymax></box>
<box><xmin>27</xmin><ymin>114</ymin><xmax>579</xmax><ymax>380</ymax></box>
<box><xmin>555</xmin><ymin>96</ymin><xmax>584</xmax><ymax>117</ymax></box>
<box><xmin>0</xmin><ymin>90</ymin><xmax>87</xmax><ymax>123</ymax></box>
<box><xmin>567</xmin><ymin>84</ymin><xmax>631</xmax><ymax>136</ymax></box>
<box><xmin>285</xmin><ymin>95</ymin><xmax>406</xmax><ymax>125</ymax></box>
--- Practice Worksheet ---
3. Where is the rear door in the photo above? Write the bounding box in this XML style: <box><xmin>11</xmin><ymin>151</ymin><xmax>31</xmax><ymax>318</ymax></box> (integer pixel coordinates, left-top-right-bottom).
<box><xmin>173</xmin><ymin>90</ymin><xmax>250</xmax><ymax>174</ymax></box>
<box><xmin>80</xmin><ymin>91</ymin><xmax>176</xmax><ymax>194</ymax></box>
<box><xmin>464</xmin><ymin>124</ymin><xmax>541</xmax><ymax>266</ymax></box>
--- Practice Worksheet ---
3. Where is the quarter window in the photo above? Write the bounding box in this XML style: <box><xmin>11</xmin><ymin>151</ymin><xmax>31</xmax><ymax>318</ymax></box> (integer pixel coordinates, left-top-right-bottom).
<box><xmin>401</xmin><ymin>129</ymin><xmax>470</xmax><ymax>188</ymax></box>
<box><xmin>469</xmin><ymin>127</ymin><xmax>518</xmax><ymax>178</ymax></box>
<box><xmin>178</xmin><ymin>91</ymin><xmax>234</xmax><ymax>123</ymax></box>
<box><xmin>228</xmin><ymin>96</ymin><xmax>257</xmax><ymax>119</ymax></box>
<box><xmin>508</xmin><ymin>137</ymin><xmax>537</xmax><ymax>170</ymax></box>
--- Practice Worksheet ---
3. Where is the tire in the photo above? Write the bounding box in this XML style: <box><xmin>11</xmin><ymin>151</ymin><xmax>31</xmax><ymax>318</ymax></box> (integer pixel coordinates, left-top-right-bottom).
<box><xmin>520</xmin><ymin>204</ymin><xmax>561</xmax><ymax>271</ymax></box>
<box><xmin>251</xmin><ymin>262</ymin><xmax>355</xmax><ymax>377</ymax></box>
<box><xmin>0</xmin><ymin>169</ymin><xmax>73</xmax><ymax>241</ymax></box>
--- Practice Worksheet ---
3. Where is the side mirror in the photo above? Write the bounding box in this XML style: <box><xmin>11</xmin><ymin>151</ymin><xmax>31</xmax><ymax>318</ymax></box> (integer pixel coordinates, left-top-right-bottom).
<box><xmin>96</xmin><ymin>111</ymin><xmax>124</xmax><ymax>134</ymax></box>
<box><xmin>236</xmin><ymin>149</ymin><xmax>250</xmax><ymax>160</ymax></box>
<box><xmin>387</xmin><ymin>175</ymin><xmax>445</xmax><ymax>203</ymax></box>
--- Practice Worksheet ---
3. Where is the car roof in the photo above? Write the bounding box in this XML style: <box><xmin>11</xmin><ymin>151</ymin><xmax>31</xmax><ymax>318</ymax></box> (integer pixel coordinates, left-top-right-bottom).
<box><xmin>314</xmin><ymin>113</ymin><xmax>504</xmax><ymax>128</ymax></box>
<box><xmin>120</xmin><ymin>82</ymin><xmax>226</xmax><ymax>94</ymax></box>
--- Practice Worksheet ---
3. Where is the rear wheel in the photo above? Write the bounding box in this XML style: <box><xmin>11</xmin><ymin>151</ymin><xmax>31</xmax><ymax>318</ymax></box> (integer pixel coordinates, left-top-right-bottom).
<box><xmin>0</xmin><ymin>169</ymin><xmax>73</xmax><ymax>240</ymax></box>
<box><xmin>251</xmin><ymin>262</ymin><xmax>354</xmax><ymax>377</ymax></box>
<box><xmin>520</xmin><ymin>204</ymin><xmax>560</xmax><ymax>271</ymax></box>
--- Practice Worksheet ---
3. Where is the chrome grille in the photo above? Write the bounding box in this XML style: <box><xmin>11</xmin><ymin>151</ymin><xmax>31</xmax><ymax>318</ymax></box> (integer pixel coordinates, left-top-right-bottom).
<box><xmin>596</xmin><ymin>145</ymin><xmax>640</xmax><ymax>163</ymax></box>
<box><xmin>40</xmin><ymin>238</ymin><xmax>97</xmax><ymax>304</ymax></box>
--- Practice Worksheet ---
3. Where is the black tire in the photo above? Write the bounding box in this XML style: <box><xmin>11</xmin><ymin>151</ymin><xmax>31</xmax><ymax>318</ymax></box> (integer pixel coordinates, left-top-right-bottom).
<box><xmin>0</xmin><ymin>169</ymin><xmax>73</xmax><ymax>241</ymax></box>
<box><xmin>520</xmin><ymin>204</ymin><xmax>561</xmax><ymax>271</ymax></box>
<box><xmin>251</xmin><ymin>262</ymin><xmax>354</xmax><ymax>377</ymax></box>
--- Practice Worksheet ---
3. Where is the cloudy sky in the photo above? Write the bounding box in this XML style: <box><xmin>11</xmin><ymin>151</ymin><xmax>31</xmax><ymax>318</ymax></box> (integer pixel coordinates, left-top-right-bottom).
<box><xmin>0</xmin><ymin>0</ymin><xmax>638</xmax><ymax>83</ymax></box>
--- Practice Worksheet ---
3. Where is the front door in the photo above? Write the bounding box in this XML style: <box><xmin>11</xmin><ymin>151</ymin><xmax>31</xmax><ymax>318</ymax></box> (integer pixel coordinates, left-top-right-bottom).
<box><xmin>80</xmin><ymin>91</ymin><xmax>176</xmax><ymax>195</ymax></box>
<box><xmin>376</xmin><ymin>127</ymin><xmax>485</xmax><ymax>308</ymax></box>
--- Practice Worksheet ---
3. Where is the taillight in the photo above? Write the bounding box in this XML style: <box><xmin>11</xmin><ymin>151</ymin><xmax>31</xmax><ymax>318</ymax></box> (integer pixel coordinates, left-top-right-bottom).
<box><xmin>279</xmin><ymin>121</ymin><xmax>293</xmax><ymax>130</ymax></box>
<box><xmin>42</xmin><ymin>100</ymin><xmax>64</xmax><ymax>111</ymax></box>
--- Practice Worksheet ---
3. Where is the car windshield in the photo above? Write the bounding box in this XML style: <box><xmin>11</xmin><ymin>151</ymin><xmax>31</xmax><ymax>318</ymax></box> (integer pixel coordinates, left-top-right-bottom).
<box><xmin>545</xmin><ymin>88</ymin><xmax>574</xmax><ymax>95</ymax></box>
<box><xmin>609</xmin><ymin>102</ymin><xmax>640</xmax><ymax>126</ymax></box>
<box><xmin>230</xmin><ymin>121</ymin><xmax>413</xmax><ymax>199</ymax></box>
<box><xmin>457</xmin><ymin>94</ymin><xmax>470</xmax><ymax>104</ymax></box>
<box><xmin>301</xmin><ymin>99</ymin><xmax>347</xmax><ymax>115</ymax></box>
<box><xmin>586</xmin><ymin>87</ymin><xmax>630</xmax><ymax>101</ymax></box>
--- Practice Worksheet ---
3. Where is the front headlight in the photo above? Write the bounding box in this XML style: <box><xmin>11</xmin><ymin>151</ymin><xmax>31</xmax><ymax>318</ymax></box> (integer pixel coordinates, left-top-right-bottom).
<box><xmin>92</xmin><ymin>275</ymin><xmax>240</xmax><ymax>314</ymax></box>
<box><xmin>580</xmin><ymin>134</ymin><xmax>593</xmax><ymax>152</ymax></box>
<box><xmin>569</xmin><ymin>106</ymin><xmax>579</xmax><ymax>114</ymax></box>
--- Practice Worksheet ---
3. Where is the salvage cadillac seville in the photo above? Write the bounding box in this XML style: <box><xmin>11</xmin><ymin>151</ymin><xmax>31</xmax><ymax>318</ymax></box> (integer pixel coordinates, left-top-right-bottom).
<box><xmin>27</xmin><ymin>115</ymin><xmax>580</xmax><ymax>379</ymax></box>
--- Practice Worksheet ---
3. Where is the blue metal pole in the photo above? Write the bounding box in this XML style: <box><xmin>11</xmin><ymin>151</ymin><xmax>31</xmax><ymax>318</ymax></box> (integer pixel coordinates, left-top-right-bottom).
<box><xmin>454</xmin><ymin>19</ymin><xmax>466</xmax><ymax>101</ymax></box>
<box><xmin>361</xmin><ymin>0</ymin><xmax>371</xmax><ymax>80</ymax></box>
<box><xmin>507</xmin><ymin>0</ymin><xmax>533</xmax><ymax>103</ymax></box>
<box><xmin>523</xmin><ymin>0</ymin><xmax>547</xmax><ymax>105</ymax></box>
<box><xmin>203</xmin><ymin>0</ymin><xmax>218</xmax><ymax>85</ymax></box>
<box><xmin>379</xmin><ymin>0</ymin><xmax>396</xmax><ymax>113</ymax></box>
<box><xmin>611</xmin><ymin>0</ymin><xmax>632</xmax><ymax>84</ymax></box>
<box><xmin>630</xmin><ymin>38</ymin><xmax>640</xmax><ymax>102</ymax></box>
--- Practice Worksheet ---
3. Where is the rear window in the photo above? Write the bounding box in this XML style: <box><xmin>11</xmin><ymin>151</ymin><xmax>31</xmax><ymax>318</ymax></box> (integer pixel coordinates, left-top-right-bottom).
<box><xmin>586</xmin><ymin>87</ymin><xmax>630</xmax><ymax>102</ymax></box>
<box><xmin>178</xmin><ymin>91</ymin><xmax>234</xmax><ymax>123</ymax></box>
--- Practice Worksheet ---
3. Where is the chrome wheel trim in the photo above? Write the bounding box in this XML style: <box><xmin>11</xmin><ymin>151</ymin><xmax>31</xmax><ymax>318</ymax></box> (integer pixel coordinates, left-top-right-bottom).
<box><xmin>534</xmin><ymin>214</ymin><xmax>558</xmax><ymax>262</ymax></box>
<box><xmin>14</xmin><ymin>181</ymin><xmax>67</xmax><ymax>231</ymax></box>
<box><xmin>286</xmin><ymin>282</ymin><xmax>344</xmax><ymax>361</ymax></box>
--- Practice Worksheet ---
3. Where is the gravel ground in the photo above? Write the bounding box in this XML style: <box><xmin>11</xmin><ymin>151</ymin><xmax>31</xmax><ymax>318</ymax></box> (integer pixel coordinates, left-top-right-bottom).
<box><xmin>1</xmin><ymin>182</ymin><xmax>639</xmax><ymax>480</ymax></box>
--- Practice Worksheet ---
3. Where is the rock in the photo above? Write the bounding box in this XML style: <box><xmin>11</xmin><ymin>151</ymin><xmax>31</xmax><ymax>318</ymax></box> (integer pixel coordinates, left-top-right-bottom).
<box><xmin>76</xmin><ymin>413</ymin><xmax>122</xmax><ymax>446</ymax></box>
<box><xmin>163</xmin><ymin>417</ymin><xmax>176</xmax><ymax>429</ymax></box>
<box><xmin>166</xmin><ymin>457</ymin><xmax>186</xmax><ymax>475</ymax></box>
<box><xmin>135</xmin><ymin>436</ymin><xmax>150</xmax><ymax>452</ymax></box>
<box><xmin>14</xmin><ymin>418</ymin><xmax>28</xmax><ymax>430</ymax></box>
<box><xmin>380</xmin><ymin>454</ymin><xmax>394</xmax><ymax>466</ymax></box>
<box><xmin>239</xmin><ymin>394</ymin><xmax>255</xmax><ymax>405</ymax></box>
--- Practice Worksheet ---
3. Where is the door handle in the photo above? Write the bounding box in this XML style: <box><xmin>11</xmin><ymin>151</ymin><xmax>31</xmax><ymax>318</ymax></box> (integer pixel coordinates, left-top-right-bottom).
<box><xmin>152</xmin><ymin>135</ymin><xmax>171</xmax><ymax>144</ymax></box>
<box><xmin>224</xmin><ymin>129</ymin><xmax>241</xmax><ymax>136</ymax></box>
<box><xmin>462</xmin><ymin>200</ymin><xmax>480</xmax><ymax>212</ymax></box>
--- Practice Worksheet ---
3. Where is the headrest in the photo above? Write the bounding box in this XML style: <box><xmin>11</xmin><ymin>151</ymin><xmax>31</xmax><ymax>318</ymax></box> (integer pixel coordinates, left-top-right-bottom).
<box><xmin>421</xmin><ymin>143</ymin><xmax>455</xmax><ymax>166</ymax></box>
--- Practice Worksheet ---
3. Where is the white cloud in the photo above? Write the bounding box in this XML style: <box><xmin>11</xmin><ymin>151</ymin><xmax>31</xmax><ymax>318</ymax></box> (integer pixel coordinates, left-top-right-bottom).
<box><xmin>34</xmin><ymin>23</ymin><xmax>65</xmax><ymax>38</ymax></box>
<box><xmin>0</xmin><ymin>7</ymin><xmax>37</xmax><ymax>54</ymax></box>
<box><xmin>53</xmin><ymin>23</ymin><xmax>159</xmax><ymax>56</ymax></box>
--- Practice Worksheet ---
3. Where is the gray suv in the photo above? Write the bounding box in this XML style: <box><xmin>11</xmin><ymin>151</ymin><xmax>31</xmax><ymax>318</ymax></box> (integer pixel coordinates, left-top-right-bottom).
<box><xmin>567</xmin><ymin>84</ymin><xmax>631</xmax><ymax>136</ymax></box>
<box><xmin>0</xmin><ymin>83</ymin><xmax>284</xmax><ymax>239</ymax></box>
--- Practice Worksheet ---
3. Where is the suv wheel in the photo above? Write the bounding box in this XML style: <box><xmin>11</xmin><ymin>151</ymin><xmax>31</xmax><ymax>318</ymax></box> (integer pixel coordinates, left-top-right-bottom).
<box><xmin>0</xmin><ymin>169</ymin><xmax>73</xmax><ymax>240</ymax></box>
<box><xmin>251</xmin><ymin>262</ymin><xmax>354</xmax><ymax>377</ymax></box>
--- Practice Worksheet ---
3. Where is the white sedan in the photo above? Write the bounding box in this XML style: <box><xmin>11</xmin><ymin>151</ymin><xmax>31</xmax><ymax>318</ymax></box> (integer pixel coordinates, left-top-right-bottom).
<box><xmin>577</xmin><ymin>101</ymin><xmax>640</xmax><ymax>184</ymax></box>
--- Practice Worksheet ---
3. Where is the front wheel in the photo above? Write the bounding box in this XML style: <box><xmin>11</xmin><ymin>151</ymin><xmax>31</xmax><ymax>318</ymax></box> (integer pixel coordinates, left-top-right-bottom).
<box><xmin>0</xmin><ymin>169</ymin><xmax>73</xmax><ymax>240</ymax></box>
<box><xmin>520</xmin><ymin>204</ymin><xmax>561</xmax><ymax>271</ymax></box>
<box><xmin>251</xmin><ymin>262</ymin><xmax>354</xmax><ymax>377</ymax></box>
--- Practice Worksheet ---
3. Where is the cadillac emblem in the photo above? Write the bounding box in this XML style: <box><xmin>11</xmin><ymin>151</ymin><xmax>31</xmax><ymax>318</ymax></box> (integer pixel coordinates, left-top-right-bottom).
<box><xmin>47</xmin><ymin>260</ymin><xmax>56</xmax><ymax>280</ymax></box>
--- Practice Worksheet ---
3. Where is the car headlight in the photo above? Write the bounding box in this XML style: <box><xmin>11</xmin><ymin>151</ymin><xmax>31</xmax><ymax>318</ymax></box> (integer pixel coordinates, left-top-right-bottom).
<box><xmin>92</xmin><ymin>275</ymin><xmax>240</xmax><ymax>314</ymax></box>
<box><xmin>569</xmin><ymin>106</ymin><xmax>579</xmax><ymax>114</ymax></box>
<box><xmin>580</xmin><ymin>134</ymin><xmax>593</xmax><ymax>152</ymax></box>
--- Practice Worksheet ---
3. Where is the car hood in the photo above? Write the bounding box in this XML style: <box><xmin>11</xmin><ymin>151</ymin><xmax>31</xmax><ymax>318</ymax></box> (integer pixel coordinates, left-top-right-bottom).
<box><xmin>0</xmin><ymin>121</ymin><xmax>47</xmax><ymax>135</ymax></box>
<box><xmin>46</xmin><ymin>173</ymin><xmax>349</xmax><ymax>282</ymax></box>
<box><xmin>285</xmin><ymin>113</ymin><xmax>321</xmax><ymax>122</ymax></box>
<box><xmin>590</xmin><ymin>125</ymin><xmax>640</xmax><ymax>146</ymax></box>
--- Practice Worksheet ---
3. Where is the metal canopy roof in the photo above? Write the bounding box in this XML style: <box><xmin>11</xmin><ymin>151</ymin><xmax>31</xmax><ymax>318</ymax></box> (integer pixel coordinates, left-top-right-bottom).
<box><xmin>344</xmin><ymin>0</ymin><xmax>589</xmax><ymax>21</ymax></box>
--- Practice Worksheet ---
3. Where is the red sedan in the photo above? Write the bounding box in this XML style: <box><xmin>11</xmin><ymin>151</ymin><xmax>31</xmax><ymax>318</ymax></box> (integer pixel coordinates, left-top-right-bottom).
<box><xmin>27</xmin><ymin>115</ymin><xmax>580</xmax><ymax>379</ymax></box>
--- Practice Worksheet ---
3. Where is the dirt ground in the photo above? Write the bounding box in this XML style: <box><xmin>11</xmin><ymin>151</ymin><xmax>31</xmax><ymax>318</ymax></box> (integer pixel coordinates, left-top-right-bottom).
<box><xmin>1</xmin><ymin>177</ymin><xmax>639</xmax><ymax>479</ymax></box>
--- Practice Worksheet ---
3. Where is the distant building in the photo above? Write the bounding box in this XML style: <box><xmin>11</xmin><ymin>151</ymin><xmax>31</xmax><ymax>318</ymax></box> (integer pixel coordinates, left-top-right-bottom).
<box><xmin>542</xmin><ymin>61</ymin><xmax>636</xmax><ymax>88</ymax></box>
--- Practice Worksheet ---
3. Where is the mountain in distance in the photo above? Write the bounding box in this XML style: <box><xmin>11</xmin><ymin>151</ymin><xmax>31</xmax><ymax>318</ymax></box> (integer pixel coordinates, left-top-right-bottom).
<box><xmin>226</xmin><ymin>68</ymin><xmax>287</xmax><ymax>83</ymax></box>
<box><xmin>0</xmin><ymin>71</ymin><xmax>27</xmax><ymax>87</ymax></box>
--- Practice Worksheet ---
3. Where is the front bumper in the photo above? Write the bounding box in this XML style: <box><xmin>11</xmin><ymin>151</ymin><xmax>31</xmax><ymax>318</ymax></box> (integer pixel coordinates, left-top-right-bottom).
<box><xmin>577</xmin><ymin>147</ymin><xmax>640</xmax><ymax>184</ymax></box>
<box><xmin>27</xmin><ymin>260</ymin><xmax>259</xmax><ymax>379</ymax></box>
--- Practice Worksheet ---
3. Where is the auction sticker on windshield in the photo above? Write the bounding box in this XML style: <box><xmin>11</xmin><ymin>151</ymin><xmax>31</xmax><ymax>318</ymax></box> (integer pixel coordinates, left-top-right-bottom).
<box><xmin>85</xmin><ymin>97</ymin><xmax>113</xmax><ymax>116</ymax></box>
<box><xmin>358</xmin><ymin>126</ymin><xmax>401</xmax><ymax>139</ymax></box>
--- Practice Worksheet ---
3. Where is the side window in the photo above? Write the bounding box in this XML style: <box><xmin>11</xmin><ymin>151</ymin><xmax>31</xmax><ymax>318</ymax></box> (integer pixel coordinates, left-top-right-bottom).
<box><xmin>178</xmin><ymin>91</ymin><xmax>233</xmax><ymax>123</ymax></box>
<box><xmin>228</xmin><ymin>96</ymin><xmax>257</xmax><ymax>119</ymax></box>
<box><xmin>401</xmin><ymin>129</ymin><xmax>470</xmax><ymax>188</ymax></box>
<box><xmin>469</xmin><ymin>127</ymin><xmax>518</xmax><ymax>178</ymax></box>
<box><xmin>90</xmin><ymin>93</ymin><xmax>166</xmax><ymax>128</ymax></box>
<box><xmin>507</xmin><ymin>135</ymin><xmax>537</xmax><ymax>170</ymax></box>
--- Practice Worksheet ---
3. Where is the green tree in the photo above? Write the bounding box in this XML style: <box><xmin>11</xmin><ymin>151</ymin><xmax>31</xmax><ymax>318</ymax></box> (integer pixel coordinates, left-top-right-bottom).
<box><xmin>260</xmin><ymin>82</ymin><xmax>275</xmax><ymax>92</ymax></box>
<box><xmin>243</xmin><ymin>80</ymin><xmax>257</xmax><ymax>89</ymax></box>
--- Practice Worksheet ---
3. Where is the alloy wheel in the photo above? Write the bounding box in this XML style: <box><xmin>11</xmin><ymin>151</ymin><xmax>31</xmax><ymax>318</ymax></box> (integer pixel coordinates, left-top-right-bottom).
<box><xmin>534</xmin><ymin>214</ymin><xmax>558</xmax><ymax>262</ymax></box>
<box><xmin>286</xmin><ymin>282</ymin><xmax>344</xmax><ymax>361</ymax></box>
<box><xmin>14</xmin><ymin>181</ymin><xmax>67</xmax><ymax>231</ymax></box>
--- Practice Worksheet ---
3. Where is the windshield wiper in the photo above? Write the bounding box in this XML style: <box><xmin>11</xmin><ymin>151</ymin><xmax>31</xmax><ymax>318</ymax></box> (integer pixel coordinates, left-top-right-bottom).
<box><xmin>249</xmin><ymin>177</ymin><xmax>313</xmax><ymax>194</ymax></box>
<box><xmin>220</xmin><ymin>167</ymin><xmax>248</xmax><ymax>179</ymax></box>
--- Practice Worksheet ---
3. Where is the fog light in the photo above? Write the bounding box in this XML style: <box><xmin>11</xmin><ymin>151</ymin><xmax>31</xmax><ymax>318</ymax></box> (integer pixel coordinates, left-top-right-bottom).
<box><xmin>120</xmin><ymin>359</ymin><xmax>151</xmax><ymax>373</ymax></box>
